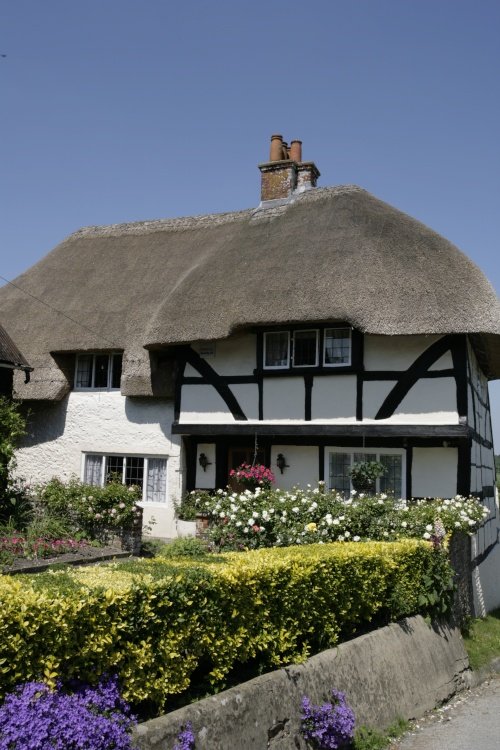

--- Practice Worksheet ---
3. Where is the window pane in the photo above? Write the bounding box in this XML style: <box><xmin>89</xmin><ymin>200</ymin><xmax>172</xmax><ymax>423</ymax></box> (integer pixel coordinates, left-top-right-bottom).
<box><xmin>324</xmin><ymin>328</ymin><xmax>351</xmax><ymax>365</ymax></box>
<box><xmin>329</xmin><ymin>452</ymin><xmax>351</xmax><ymax>495</ymax></box>
<box><xmin>76</xmin><ymin>355</ymin><xmax>93</xmax><ymax>388</ymax></box>
<box><xmin>94</xmin><ymin>355</ymin><xmax>110</xmax><ymax>388</ymax></box>
<box><xmin>125</xmin><ymin>457</ymin><xmax>144</xmax><ymax>489</ymax></box>
<box><xmin>146</xmin><ymin>459</ymin><xmax>167</xmax><ymax>503</ymax></box>
<box><xmin>85</xmin><ymin>455</ymin><xmax>103</xmax><ymax>485</ymax></box>
<box><xmin>380</xmin><ymin>455</ymin><xmax>402</xmax><ymax>497</ymax></box>
<box><xmin>264</xmin><ymin>332</ymin><xmax>289</xmax><ymax>368</ymax></box>
<box><xmin>111</xmin><ymin>354</ymin><xmax>122</xmax><ymax>389</ymax></box>
<box><xmin>293</xmin><ymin>330</ymin><xmax>318</xmax><ymax>367</ymax></box>
<box><xmin>106</xmin><ymin>456</ymin><xmax>124</xmax><ymax>483</ymax></box>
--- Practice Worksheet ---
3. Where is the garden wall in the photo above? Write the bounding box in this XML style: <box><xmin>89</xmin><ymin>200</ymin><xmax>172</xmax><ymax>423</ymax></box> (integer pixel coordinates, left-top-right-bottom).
<box><xmin>134</xmin><ymin>615</ymin><xmax>470</xmax><ymax>750</ymax></box>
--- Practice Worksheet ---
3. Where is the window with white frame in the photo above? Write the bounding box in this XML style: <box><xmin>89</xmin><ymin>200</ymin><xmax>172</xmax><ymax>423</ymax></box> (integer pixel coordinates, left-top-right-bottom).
<box><xmin>264</xmin><ymin>331</ymin><xmax>290</xmax><ymax>369</ymax></box>
<box><xmin>83</xmin><ymin>454</ymin><xmax>167</xmax><ymax>503</ymax></box>
<box><xmin>263</xmin><ymin>327</ymin><xmax>352</xmax><ymax>370</ymax></box>
<box><xmin>326</xmin><ymin>449</ymin><xmax>404</xmax><ymax>498</ymax></box>
<box><xmin>293</xmin><ymin>330</ymin><xmax>319</xmax><ymax>367</ymax></box>
<box><xmin>323</xmin><ymin>328</ymin><xmax>351</xmax><ymax>366</ymax></box>
<box><xmin>75</xmin><ymin>353</ymin><xmax>122</xmax><ymax>390</ymax></box>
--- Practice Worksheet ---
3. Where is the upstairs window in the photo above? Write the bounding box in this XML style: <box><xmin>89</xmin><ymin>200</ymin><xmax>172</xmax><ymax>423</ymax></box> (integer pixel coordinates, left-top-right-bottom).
<box><xmin>75</xmin><ymin>353</ymin><xmax>122</xmax><ymax>390</ymax></box>
<box><xmin>264</xmin><ymin>331</ymin><xmax>290</xmax><ymax>369</ymax></box>
<box><xmin>263</xmin><ymin>326</ymin><xmax>352</xmax><ymax>370</ymax></box>
<box><xmin>324</xmin><ymin>328</ymin><xmax>351</xmax><ymax>366</ymax></box>
<box><xmin>293</xmin><ymin>330</ymin><xmax>319</xmax><ymax>367</ymax></box>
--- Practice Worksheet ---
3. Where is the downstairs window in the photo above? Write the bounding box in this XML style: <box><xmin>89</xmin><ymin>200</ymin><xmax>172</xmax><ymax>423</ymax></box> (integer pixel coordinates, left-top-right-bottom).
<box><xmin>83</xmin><ymin>454</ymin><xmax>167</xmax><ymax>503</ymax></box>
<box><xmin>327</xmin><ymin>449</ymin><xmax>404</xmax><ymax>498</ymax></box>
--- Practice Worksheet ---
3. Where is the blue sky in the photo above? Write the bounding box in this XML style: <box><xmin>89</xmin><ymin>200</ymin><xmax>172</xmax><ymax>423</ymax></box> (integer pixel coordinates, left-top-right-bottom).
<box><xmin>2</xmin><ymin>1</ymin><xmax>499</xmax><ymax>444</ymax></box>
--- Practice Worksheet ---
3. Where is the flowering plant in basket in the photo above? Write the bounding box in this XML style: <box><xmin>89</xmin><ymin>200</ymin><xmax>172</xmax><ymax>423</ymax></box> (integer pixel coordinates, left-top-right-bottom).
<box><xmin>229</xmin><ymin>463</ymin><xmax>275</xmax><ymax>490</ymax></box>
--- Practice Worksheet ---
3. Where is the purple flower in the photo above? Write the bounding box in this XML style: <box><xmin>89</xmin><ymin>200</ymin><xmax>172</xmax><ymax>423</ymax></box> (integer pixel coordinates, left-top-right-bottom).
<box><xmin>0</xmin><ymin>676</ymin><xmax>137</xmax><ymax>750</ymax></box>
<box><xmin>300</xmin><ymin>690</ymin><xmax>355</xmax><ymax>749</ymax></box>
<box><xmin>173</xmin><ymin>722</ymin><xmax>195</xmax><ymax>750</ymax></box>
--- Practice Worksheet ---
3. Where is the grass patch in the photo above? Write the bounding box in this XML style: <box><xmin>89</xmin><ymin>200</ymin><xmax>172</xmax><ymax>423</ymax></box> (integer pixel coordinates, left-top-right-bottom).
<box><xmin>354</xmin><ymin>717</ymin><xmax>411</xmax><ymax>749</ymax></box>
<box><xmin>462</xmin><ymin>608</ymin><xmax>500</xmax><ymax>671</ymax></box>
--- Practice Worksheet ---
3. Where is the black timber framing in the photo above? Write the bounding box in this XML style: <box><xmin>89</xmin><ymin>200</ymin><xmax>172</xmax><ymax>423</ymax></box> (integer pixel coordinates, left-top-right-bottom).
<box><xmin>175</xmin><ymin>334</ymin><xmax>470</xmax><ymax>425</ymax></box>
<box><xmin>173</xmin><ymin>423</ymin><xmax>470</xmax><ymax>439</ymax></box>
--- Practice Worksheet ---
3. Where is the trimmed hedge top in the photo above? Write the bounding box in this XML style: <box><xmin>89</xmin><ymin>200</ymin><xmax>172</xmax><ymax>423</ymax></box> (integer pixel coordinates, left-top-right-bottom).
<box><xmin>0</xmin><ymin>540</ymin><xmax>452</xmax><ymax>713</ymax></box>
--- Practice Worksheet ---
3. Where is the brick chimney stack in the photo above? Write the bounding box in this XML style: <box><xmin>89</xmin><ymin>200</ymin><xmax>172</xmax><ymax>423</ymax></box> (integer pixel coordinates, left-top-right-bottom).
<box><xmin>259</xmin><ymin>134</ymin><xmax>320</xmax><ymax>202</ymax></box>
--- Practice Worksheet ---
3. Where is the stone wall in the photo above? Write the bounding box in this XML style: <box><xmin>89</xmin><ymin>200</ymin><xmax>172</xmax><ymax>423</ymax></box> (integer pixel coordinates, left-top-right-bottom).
<box><xmin>134</xmin><ymin>615</ymin><xmax>470</xmax><ymax>750</ymax></box>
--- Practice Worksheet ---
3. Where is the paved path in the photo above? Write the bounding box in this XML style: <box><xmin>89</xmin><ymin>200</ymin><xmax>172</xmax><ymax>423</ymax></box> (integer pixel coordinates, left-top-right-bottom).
<box><xmin>395</xmin><ymin>677</ymin><xmax>500</xmax><ymax>750</ymax></box>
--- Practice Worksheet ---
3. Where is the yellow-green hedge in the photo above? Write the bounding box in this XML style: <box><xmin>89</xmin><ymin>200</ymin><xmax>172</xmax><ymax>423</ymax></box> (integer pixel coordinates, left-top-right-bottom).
<box><xmin>0</xmin><ymin>541</ymin><xmax>451</xmax><ymax>711</ymax></box>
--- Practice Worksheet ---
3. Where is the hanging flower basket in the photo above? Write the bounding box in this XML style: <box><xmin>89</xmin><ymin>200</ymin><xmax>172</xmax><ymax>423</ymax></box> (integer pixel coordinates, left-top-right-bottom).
<box><xmin>349</xmin><ymin>461</ymin><xmax>386</xmax><ymax>494</ymax></box>
<box><xmin>229</xmin><ymin>463</ymin><xmax>275</xmax><ymax>491</ymax></box>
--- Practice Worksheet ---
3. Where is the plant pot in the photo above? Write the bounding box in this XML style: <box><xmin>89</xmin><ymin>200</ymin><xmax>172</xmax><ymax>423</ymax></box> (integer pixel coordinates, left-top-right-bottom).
<box><xmin>351</xmin><ymin>478</ymin><xmax>375</xmax><ymax>493</ymax></box>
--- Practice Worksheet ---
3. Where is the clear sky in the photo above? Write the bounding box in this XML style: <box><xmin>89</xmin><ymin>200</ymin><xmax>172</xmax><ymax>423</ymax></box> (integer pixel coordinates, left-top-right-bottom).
<box><xmin>2</xmin><ymin>1</ymin><xmax>499</xmax><ymax>444</ymax></box>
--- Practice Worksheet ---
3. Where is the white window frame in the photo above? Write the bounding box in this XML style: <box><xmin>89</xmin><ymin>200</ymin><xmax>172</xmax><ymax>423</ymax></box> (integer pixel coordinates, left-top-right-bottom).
<box><xmin>263</xmin><ymin>331</ymin><xmax>290</xmax><ymax>370</ymax></box>
<box><xmin>75</xmin><ymin>353</ymin><xmax>122</xmax><ymax>391</ymax></box>
<box><xmin>292</xmin><ymin>329</ymin><xmax>319</xmax><ymax>368</ymax></box>
<box><xmin>81</xmin><ymin>453</ymin><xmax>168</xmax><ymax>505</ymax></box>
<box><xmin>323</xmin><ymin>327</ymin><xmax>352</xmax><ymax>368</ymax></box>
<box><xmin>325</xmin><ymin>447</ymin><xmax>406</xmax><ymax>498</ymax></box>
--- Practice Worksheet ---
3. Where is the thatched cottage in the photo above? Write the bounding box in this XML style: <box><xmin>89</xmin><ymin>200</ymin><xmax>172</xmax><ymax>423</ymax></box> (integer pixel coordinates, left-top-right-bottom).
<box><xmin>1</xmin><ymin>135</ymin><xmax>499</xmax><ymax>609</ymax></box>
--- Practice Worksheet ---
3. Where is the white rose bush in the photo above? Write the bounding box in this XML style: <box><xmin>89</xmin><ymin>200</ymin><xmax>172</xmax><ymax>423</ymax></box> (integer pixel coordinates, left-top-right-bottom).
<box><xmin>185</xmin><ymin>484</ymin><xmax>489</xmax><ymax>551</ymax></box>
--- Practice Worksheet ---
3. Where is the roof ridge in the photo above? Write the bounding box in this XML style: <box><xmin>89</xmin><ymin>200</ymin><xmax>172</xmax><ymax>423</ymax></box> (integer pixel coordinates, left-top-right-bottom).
<box><xmin>67</xmin><ymin>185</ymin><xmax>367</xmax><ymax>239</ymax></box>
<box><xmin>70</xmin><ymin>207</ymin><xmax>254</xmax><ymax>240</ymax></box>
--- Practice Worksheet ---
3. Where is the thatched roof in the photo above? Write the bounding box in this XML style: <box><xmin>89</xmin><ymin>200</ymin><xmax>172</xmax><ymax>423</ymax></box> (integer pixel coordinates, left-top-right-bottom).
<box><xmin>1</xmin><ymin>184</ymin><xmax>499</xmax><ymax>399</ymax></box>
<box><xmin>0</xmin><ymin>323</ymin><xmax>31</xmax><ymax>371</ymax></box>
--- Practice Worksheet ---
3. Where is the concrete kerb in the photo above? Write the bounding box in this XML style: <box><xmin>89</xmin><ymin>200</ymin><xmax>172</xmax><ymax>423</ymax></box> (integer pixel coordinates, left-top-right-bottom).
<box><xmin>133</xmin><ymin>615</ymin><xmax>471</xmax><ymax>750</ymax></box>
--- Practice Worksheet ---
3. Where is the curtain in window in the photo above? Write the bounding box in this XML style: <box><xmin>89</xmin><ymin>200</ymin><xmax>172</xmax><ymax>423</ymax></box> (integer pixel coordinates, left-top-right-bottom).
<box><xmin>85</xmin><ymin>455</ymin><xmax>103</xmax><ymax>486</ymax></box>
<box><xmin>265</xmin><ymin>332</ymin><xmax>289</xmax><ymax>367</ymax></box>
<box><xmin>324</xmin><ymin>328</ymin><xmax>351</xmax><ymax>365</ymax></box>
<box><xmin>76</xmin><ymin>355</ymin><xmax>93</xmax><ymax>388</ymax></box>
<box><xmin>146</xmin><ymin>459</ymin><xmax>167</xmax><ymax>503</ymax></box>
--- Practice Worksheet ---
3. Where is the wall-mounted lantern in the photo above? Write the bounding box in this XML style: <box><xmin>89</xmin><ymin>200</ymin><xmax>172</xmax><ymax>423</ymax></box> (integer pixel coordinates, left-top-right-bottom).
<box><xmin>276</xmin><ymin>453</ymin><xmax>289</xmax><ymax>474</ymax></box>
<box><xmin>198</xmin><ymin>453</ymin><xmax>212</xmax><ymax>472</ymax></box>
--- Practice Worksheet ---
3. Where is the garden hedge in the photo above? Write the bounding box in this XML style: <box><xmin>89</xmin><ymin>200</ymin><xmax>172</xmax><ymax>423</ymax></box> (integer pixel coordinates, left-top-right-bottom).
<box><xmin>0</xmin><ymin>540</ymin><xmax>452</xmax><ymax>713</ymax></box>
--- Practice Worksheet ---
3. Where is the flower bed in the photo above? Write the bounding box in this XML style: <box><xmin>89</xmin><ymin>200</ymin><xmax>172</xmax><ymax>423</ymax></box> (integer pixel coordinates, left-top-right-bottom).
<box><xmin>184</xmin><ymin>485</ymin><xmax>489</xmax><ymax>551</ymax></box>
<box><xmin>0</xmin><ymin>534</ymin><xmax>88</xmax><ymax>561</ymax></box>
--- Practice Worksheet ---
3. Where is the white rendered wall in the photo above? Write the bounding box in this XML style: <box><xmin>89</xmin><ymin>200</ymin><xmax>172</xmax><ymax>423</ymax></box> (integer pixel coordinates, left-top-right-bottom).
<box><xmin>193</xmin><ymin>334</ymin><xmax>257</xmax><ymax>375</ymax></box>
<box><xmin>411</xmin><ymin>447</ymin><xmax>457</xmax><ymax>497</ymax></box>
<box><xmin>15</xmin><ymin>392</ymin><xmax>179</xmax><ymax>538</ymax></box>
<box><xmin>311</xmin><ymin>376</ymin><xmax>357</xmax><ymax>421</ymax></box>
<box><xmin>270</xmin><ymin>446</ymin><xmax>318</xmax><ymax>490</ymax></box>
<box><xmin>195</xmin><ymin>443</ymin><xmax>216</xmax><ymax>489</ymax></box>
<box><xmin>363</xmin><ymin>335</ymin><xmax>447</xmax><ymax>370</ymax></box>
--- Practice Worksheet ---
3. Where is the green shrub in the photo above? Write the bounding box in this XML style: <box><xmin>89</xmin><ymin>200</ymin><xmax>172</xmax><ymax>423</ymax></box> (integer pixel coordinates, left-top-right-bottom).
<box><xmin>0</xmin><ymin>397</ymin><xmax>25</xmax><ymax>493</ymax></box>
<box><xmin>0</xmin><ymin>540</ymin><xmax>452</xmax><ymax>712</ymax></box>
<box><xmin>158</xmin><ymin>537</ymin><xmax>211</xmax><ymax>559</ymax></box>
<box><xmin>34</xmin><ymin>477</ymin><xmax>143</xmax><ymax>542</ymax></box>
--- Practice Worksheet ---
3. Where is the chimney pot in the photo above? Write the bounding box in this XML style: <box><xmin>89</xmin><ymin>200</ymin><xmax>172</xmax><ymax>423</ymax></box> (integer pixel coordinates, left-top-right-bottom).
<box><xmin>289</xmin><ymin>139</ymin><xmax>302</xmax><ymax>162</ymax></box>
<box><xmin>270</xmin><ymin>134</ymin><xmax>283</xmax><ymax>162</ymax></box>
